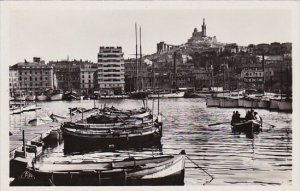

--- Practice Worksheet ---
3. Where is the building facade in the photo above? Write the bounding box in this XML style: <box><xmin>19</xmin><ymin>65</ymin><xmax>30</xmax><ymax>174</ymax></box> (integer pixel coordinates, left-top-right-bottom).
<box><xmin>49</xmin><ymin>60</ymin><xmax>83</xmax><ymax>92</ymax></box>
<box><xmin>80</xmin><ymin>63</ymin><xmax>98</xmax><ymax>95</ymax></box>
<box><xmin>10</xmin><ymin>57</ymin><xmax>53</xmax><ymax>96</ymax></box>
<box><xmin>9</xmin><ymin>68</ymin><xmax>19</xmax><ymax>97</ymax></box>
<box><xmin>97</xmin><ymin>46</ymin><xmax>125</xmax><ymax>95</ymax></box>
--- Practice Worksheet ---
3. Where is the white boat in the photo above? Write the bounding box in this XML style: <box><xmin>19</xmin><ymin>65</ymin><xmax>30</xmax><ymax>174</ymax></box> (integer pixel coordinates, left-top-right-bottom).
<box><xmin>50</xmin><ymin>89</ymin><xmax>63</xmax><ymax>101</ymax></box>
<box><xmin>26</xmin><ymin>95</ymin><xmax>36</xmax><ymax>101</ymax></box>
<box><xmin>28</xmin><ymin>115</ymin><xmax>53</xmax><ymax>126</ymax></box>
<box><xmin>148</xmin><ymin>91</ymin><xmax>184</xmax><ymax>98</ymax></box>
<box><xmin>36</xmin><ymin>94</ymin><xmax>48</xmax><ymax>101</ymax></box>
<box><xmin>278</xmin><ymin>100</ymin><xmax>292</xmax><ymax>112</ymax></box>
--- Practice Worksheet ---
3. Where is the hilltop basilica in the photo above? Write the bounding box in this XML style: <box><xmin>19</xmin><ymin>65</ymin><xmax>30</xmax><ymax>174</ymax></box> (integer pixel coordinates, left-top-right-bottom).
<box><xmin>187</xmin><ymin>18</ymin><xmax>218</xmax><ymax>45</ymax></box>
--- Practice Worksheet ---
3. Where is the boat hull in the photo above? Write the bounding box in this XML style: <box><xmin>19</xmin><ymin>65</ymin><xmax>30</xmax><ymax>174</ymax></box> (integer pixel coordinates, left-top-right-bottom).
<box><xmin>36</xmin><ymin>95</ymin><xmax>48</xmax><ymax>101</ymax></box>
<box><xmin>231</xmin><ymin>120</ymin><xmax>262</xmax><ymax>138</ymax></box>
<box><xmin>62</xmin><ymin>125</ymin><xmax>162</xmax><ymax>152</ymax></box>
<box><xmin>50</xmin><ymin>93</ymin><xmax>63</xmax><ymax>101</ymax></box>
<box><xmin>12</xmin><ymin>154</ymin><xmax>185</xmax><ymax>186</ymax></box>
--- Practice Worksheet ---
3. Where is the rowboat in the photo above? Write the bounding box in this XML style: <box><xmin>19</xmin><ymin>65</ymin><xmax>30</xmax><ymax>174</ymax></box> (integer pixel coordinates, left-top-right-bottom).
<box><xmin>12</xmin><ymin>150</ymin><xmax>186</xmax><ymax>186</ymax></box>
<box><xmin>231</xmin><ymin>119</ymin><xmax>262</xmax><ymax>138</ymax></box>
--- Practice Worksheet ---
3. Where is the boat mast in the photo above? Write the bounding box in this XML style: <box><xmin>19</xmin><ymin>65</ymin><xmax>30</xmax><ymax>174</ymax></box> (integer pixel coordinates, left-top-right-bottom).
<box><xmin>139</xmin><ymin>26</ymin><xmax>143</xmax><ymax>91</ymax></box>
<box><xmin>135</xmin><ymin>23</ymin><xmax>138</xmax><ymax>91</ymax></box>
<box><xmin>262</xmin><ymin>54</ymin><xmax>265</xmax><ymax>95</ymax></box>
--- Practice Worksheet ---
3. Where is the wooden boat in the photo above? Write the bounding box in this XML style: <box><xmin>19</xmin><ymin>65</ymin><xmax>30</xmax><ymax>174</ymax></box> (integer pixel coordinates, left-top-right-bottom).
<box><xmin>129</xmin><ymin>91</ymin><xmax>149</xmax><ymax>99</ymax></box>
<box><xmin>63</xmin><ymin>91</ymin><xmax>80</xmax><ymax>101</ymax></box>
<box><xmin>28</xmin><ymin>115</ymin><xmax>53</xmax><ymax>126</ymax></box>
<box><xmin>231</xmin><ymin>119</ymin><xmax>262</xmax><ymax>138</ymax></box>
<box><xmin>36</xmin><ymin>94</ymin><xmax>48</xmax><ymax>101</ymax></box>
<box><xmin>61</xmin><ymin>121</ymin><xmax>162</xmax><ymax>151</ymax></box>
<box><xmin>14</xmin><ymin>150</ymin><xmax>185</xmax><ymax>186</ymax></box>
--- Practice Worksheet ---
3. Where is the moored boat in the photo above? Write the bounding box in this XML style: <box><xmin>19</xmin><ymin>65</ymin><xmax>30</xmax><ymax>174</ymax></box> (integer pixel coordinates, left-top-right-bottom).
<box><xmin>50</xmin><ymin>89</ymin><xmax>63</xmax><ymax>101</ymax></box>
<box><xmin>13</xmin><ymin>150</ymin><xmax>186</xmax><ymax>186</ymax></box>
<box><xmin>36</xmin><ymin>94</ymin><xmax>48</xmax><ymax>101</ymax></box>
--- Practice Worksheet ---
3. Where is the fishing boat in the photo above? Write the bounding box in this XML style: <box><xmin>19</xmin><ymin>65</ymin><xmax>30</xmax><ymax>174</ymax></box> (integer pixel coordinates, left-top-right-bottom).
<box><xmin>63</xmin><ymin>91</ymin><xmax>80</xmax><ymax>101</ymax></box>
<box><xmin>36</xmin><ymin>93</ymin><xmax>48</xmax><ymax>101</ymax></box>
<box><xmin>14</xmin><ymin>90</ymin><xmax>26</xmax><ymax>101</ymax></box>
<box><xmin>50</xmin><ymin>89</ymin><xmax>63</xmax><ymax>101</ymax></box>
<box><xmin>62</xmin><ymin>119</ymin><xmax>162</xmax><ymax>151</ymax></box>
<box><xmin>28</xmin><ymin>115</ymin><xmax>53</xmax><ymax>126</ymax></box>
<box><xmin>129</xmin><ymin>91</ymin><xmax>149</xmax><ymax>99</ymax></box>
<box><xmin>231</xmin><ymin>119</ymin><xmax>262</xmax><ymax>138</ymax></box>
<box><xmin>14</xmin><ymin>150</ymin><xmax>185</xmax><ymax>186</ymax></box>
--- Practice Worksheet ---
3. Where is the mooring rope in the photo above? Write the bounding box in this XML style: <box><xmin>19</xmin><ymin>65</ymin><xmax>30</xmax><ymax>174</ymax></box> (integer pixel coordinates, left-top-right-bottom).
<box><xmin>185</xmin><ymin>155</ymin><xmax>214</xmax><ymax>185</ymax></box>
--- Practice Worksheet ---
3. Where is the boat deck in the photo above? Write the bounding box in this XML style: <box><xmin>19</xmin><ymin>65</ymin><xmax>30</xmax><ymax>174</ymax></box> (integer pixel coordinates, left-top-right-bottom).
<box><xmin>9</xmin><ymin>108</ymin><xmax>99</xmax><ymax>160</ymax></box>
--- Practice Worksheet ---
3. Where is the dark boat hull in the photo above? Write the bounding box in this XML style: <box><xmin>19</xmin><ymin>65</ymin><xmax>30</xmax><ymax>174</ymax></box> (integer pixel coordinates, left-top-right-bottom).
<box><xmin>11</xmin><ymin>154</ymin><xmax>185</xmax><ymax>186</ymax></box>
<box><xmin>231</xmin><ymin>120</ymin><xmax>262</xmax><ymax>138</ymax></box>
<box><xmin>61</xmin><ymin>124</ymin><xmax>162</xmax><ymax>152</ymax></box>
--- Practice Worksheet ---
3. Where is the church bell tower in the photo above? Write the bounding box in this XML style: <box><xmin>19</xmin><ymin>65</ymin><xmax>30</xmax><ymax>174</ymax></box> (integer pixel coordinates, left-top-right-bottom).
<box><xmin>202</xmin><ymin>18</ymin><xmax>206</xmax><ymax>37</ymax></box>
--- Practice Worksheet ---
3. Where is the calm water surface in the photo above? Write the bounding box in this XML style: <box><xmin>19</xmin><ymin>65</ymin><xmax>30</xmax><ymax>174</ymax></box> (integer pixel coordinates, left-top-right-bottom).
<box><xmin>10</xmin><ymin>98</ymin><xmax>292</xmax><ymax>185</ymax></box>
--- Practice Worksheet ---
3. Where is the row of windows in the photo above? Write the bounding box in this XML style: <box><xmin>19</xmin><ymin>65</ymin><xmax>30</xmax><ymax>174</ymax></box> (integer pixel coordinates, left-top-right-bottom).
<box><xmin>100</xmin><ymin>83</ymin><xmax>123</xmax><ymax>87</ymax></box>
<box><xmin>244</xmin><ymin>72</ymin><xmax>263</xmax><ymax>77</ymax></box>
<box><xmin>244</xmin><ymin>78</ymin><xmax>263</xmax><ymax>82</ymax></box>
<box><xmin>98</xmin><ymin>54</ymin><xmax>122</xmax><ymax>58</ymax></box>
<box><xmin>19</xmin><ymin>83</ymin><xmax>49</xmax><ymax>87</ymax></box>
<box><xmin>98</xmin><ymin>64</ymin><xmax>124</xmax><ymax>67</ymax></box>
<box><xmin>98</xmin><ymin>59</ymin><xmax>123</xmax><ymax>63</ymax></box>
<box><xmin>19</xmin><ymin>77</ymin><xmax>48</xmax><ymax>81</ymax></box>
<box><xmin>19</xmin><ymin>71</ymin><xmax>49</xmax><ymax>75</ymax></box>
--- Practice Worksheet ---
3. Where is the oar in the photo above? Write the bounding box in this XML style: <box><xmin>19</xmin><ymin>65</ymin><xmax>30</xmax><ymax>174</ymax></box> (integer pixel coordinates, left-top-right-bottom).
<box><xmin>208</xmin><ymin>122</ymin><xmax>231</xmax><ymax>126</ymax></box>
<box><xmin>262</xmin><ymin>121</ymin><xmax>275</xmax><ymax>128</ymax></box>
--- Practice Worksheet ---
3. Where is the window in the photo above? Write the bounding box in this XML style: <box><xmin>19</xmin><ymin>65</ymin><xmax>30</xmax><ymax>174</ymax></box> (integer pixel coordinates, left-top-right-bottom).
<box><xmin>82</xmin><ymin>75</ymin><xmax>84</xmax><ymax>78</ymax></box>
<box><xmin>88</xmin><ymin>75</ymin><xmax>91</xmax><ymax>78</ymax></box>
<box><xmin>40</xmin><ymin>77</ymin><xmax>42</xmax><ymax>80</ymax></box>
<box><xmin>30</xmin><ymin>76</ymin><xmax>32</xmax><ymax>81</ymax></box>
<box><xmin>30</xmin><ymin>71</ymin><xmax>32</xmax><ymax>74</ymax></box>
<box><xmin>35</xmin><ymin>77</ymin><xmax>37</xmax><ymax>81</ymax></box>
<box><xmin>45</xmin><ymin>77</ymin><xmax>48</xmax><ymax>81</ymax></box>
<box><xmin>35</xmin><ymin>72</ymin><xmax>37</xmax><ymax>74</ymax></box>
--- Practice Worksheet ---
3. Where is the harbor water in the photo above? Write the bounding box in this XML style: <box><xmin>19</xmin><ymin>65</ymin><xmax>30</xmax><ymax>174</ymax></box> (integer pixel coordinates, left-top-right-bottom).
<box><xmin>9</xmin><ymin>98</ymin><xmax>292</xmax><ymax>185</ymax></box>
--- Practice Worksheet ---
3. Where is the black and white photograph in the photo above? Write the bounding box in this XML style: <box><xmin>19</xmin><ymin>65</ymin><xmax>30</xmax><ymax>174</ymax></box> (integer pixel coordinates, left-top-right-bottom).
<box><xmin>0</xmin><ymin>1</ymin><xmax>299</xmax><ymax>189</ymax></box>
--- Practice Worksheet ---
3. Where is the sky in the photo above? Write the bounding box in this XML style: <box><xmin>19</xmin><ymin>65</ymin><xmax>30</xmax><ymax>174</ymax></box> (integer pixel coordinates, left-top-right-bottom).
<box><xmin>1</xmin><ymin>1</ymin><xmax>296</xmax><ymax>65</ymax></box>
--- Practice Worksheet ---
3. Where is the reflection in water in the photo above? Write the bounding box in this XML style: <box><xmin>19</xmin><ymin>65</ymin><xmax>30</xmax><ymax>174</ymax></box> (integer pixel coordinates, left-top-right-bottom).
<box><xmin>10</xmin><ymin>98</ymin><xmax>292</xmax><ymax>185</ymax></box>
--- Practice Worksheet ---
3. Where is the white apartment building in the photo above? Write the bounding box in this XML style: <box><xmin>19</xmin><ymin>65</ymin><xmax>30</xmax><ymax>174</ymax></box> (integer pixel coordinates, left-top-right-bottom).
<box><xmin>97</xmin><ymin>46</ymin><xmax>125</xmax><ymax>95</ymax></box>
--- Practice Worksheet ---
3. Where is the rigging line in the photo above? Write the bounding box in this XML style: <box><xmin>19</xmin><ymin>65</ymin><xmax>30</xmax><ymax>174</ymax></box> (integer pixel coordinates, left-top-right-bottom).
<box><xmin>185</xmin><ymin>155</ymin><xmax>214</xmax><ymax>184</ymax></box>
